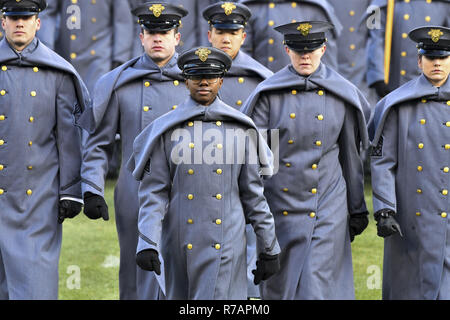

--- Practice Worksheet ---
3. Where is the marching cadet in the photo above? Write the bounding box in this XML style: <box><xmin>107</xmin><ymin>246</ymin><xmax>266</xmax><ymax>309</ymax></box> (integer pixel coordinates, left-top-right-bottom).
<box><xmin>78</xmin><ymin>3</ymin><xmax>190</xmax><ymax>300</ymax></box>
<box><xmin>38</xmin><ymin>0</ymin><xmax>134</xmax><ymax>93</ymax></box>
<box><xmin>366</xmin><ymin>0</ymin><xmax>450</xmax><ymax>98</ymax></box>
<box><xmin>202</xmin><ymin>1</ymin><xmax>273</xmax><ymax>299</ymax></box>
<box><xmin>128</xmin><ymin>46</ymin><xmax>280</xmax><ymax>300</ymax></box>
<box><xmin>242</xmin><ymin>21</ymin><xmax>370</xmax><ymax>299</ymax></box>
<box><xmin>0</xmin><ymin>0</ymin><xmax>90</xmax><ymax>299</ymax></box>
<box><xmin>369</xmin><ymin>26</ymin><xmax>450</xmax><ymax>300</ymax></box>
<box><xmin>238</xmin><ymin>0</ymin><xmax>342</xmax><ymax>73</ymax></box>
<box><xmin>129</xmin><ymin>0</ymin><xmax>214</xmax><ymax>57</ymax></box>
<box><xmin>328</xmin><ymin>0</ymin><xmax>378</xmax><ymax>106</ymax></box>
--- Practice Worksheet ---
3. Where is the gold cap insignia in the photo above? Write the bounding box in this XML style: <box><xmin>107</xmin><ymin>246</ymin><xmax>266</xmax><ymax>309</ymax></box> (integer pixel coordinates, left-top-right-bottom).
<box><xmin>149</xmin><ymin>4</ymin><xmax>165</xmax><ymax>18</ymax></box>
<box><xmin>195</xmin><ymin>48</ymin><xmax>212</xmax><ymax>62</ymax></box>
<box><xmin>428</xmin><ymin>28</ymin><xmax>443</xmax><ymax>43</ymax></box>
<box><xmin>222</xmin><ymin>2</ymin><xmax>236</xmax><ymax>16</ymax></box>
<box><xmin>297</xmin><ymin>23</ymin><xmax>312</xmax><ymax>37</ymax></box>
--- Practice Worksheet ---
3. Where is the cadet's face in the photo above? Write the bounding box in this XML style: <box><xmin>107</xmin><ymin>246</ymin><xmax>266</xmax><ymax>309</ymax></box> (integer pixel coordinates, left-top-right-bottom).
<box><xmin>185</xmin><ymin>76</ymin><xmax>223</xmax><ymax>106</ymax></box>
<box><xmin>286</xmin><ymin>46</ymin><xmax>326</xmax><ymax>76</ymax></box>
<box><xmin>208</xmin><ymin>28</ymin><xmax>246</xmax><ymax>60</ymax></box>
<box><xmin>140</xmin><ymin>29</ymin><xmax>180</xmax><ymax>67</ymax></box>
<box><xmin>418</xmin><ymin>55</ymin><xmax>450</xmax><ymax>87</ymax></box>
<box><xmin>2</xmin><ymin>15</ymin><xmax>40</xmax><ymax>51</ymax></box>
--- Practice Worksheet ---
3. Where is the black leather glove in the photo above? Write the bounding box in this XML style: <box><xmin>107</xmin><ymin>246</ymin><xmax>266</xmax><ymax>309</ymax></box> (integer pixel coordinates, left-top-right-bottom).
<box><xmin>371</xmin><ymin>80</ymin><xmax>391</xmax><ymax>98</ymax></box>
<box><xmin>349</xmin><ymin>212</ymin><xmax>369</xmax><ymax>242</ymax></box>
<box><xmin>83</xmin><ymin>192</ymin><xmax>109</xmax><ymax>221</ymax></box>
<box><xmin>58</xmin><ymin>200</ymin><xmax>82</xmax><ymax>224</ymax></box>
<box><xmin>136</xmin><ymin>249</ymin><xmax>161</xmax><ymax>275</ymax></box>
<box><xmin>252</xmin><ymin>253</ymin><xmax>280</xmax><ymax>285</ymax></box>
<box><xmin>374</xmin><ymin>209</ymin><xmax>403</xmax><ymax>238</ymax></box>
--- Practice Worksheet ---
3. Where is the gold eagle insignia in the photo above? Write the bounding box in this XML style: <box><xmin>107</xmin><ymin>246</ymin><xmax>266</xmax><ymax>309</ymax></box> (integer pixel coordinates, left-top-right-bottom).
<box><xmin>221</xmin><ymin>2</ymin><xmax>236</xmax><ymax>16</ymax></box>
<box><xmin>297</xmin><ymin>23</ymin><xmax>313</xmax><ymax>37</ymax></box>
<box><xmin>195</xmin><ymin>48</ymin><xmax>212</xmax><ymax>62</ymax></box>
<box><xmin>428</xmin><ymin>28</ymin><xmax>444</xmax><ymax>43</ymax></box>
<box><xmin>149</xmin><ymin>4</ymin><xmax>165</xmax><ymax>18</ymax></box>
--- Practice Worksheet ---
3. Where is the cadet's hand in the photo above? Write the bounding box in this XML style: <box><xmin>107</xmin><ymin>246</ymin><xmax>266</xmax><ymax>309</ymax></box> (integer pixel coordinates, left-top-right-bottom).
<box><xmin>252</xmin><ymin>253</ymin><xmax>280</xmax><ymax>285</ymax></box>
<box><xmin>374</xmin><ymin>209</ymin><xmax>403</xmax><ymax>238</ymax></box>
<box><xmin>58</xmin><ymin>200</ymin><xmax>82</xmax><ymax>224</ymax></box>
<box><xmin>83</xmin><ymin>192</ymin><xmax>109</xmax><ymax>221</ymax></box>
<box><xmin>372</xmin><ymin>81</ymin><xmax>391</xmax><ymax>98</ymax></box>
<box><xmin>136</xmin><ymin>249</ymin><xmax>161</xmax><ymax>275</ymax></box>
<box><xmin>349</xmin><ymin>212</ymin><xmax>369</xmax><ymax>242</ymax></box>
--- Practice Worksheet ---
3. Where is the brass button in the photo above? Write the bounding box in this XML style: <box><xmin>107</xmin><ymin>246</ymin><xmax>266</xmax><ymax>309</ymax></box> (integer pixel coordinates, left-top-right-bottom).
<box><xmin>1</xmin><ymin>90</ymin><xmax>6</xmax><ymax>96</ymax></box>
<box><xmin>188</xmin><ymin>169</ymin><xmax>194</xmax><ymax>175</ymax></box>
<box><xmin>416</xmin><ymin>212</ymin><xmax>421</xmax><ymax>217</ymax></box>
<box><xmin>283</xmin><ymin>188</ymin><xmax>289</xmax><ymax>192</ymax></box>
<box><xmin>216</xmin><ymin>194</ymin><xmax>223</xmax><ymax>200</ymax></box>
<box><xmin>312</xmin><ymin>164</ymin><xmax>318</xmax><ymax>170</ymax></box>
<box><xmin>172</xmin><ymin>105</ymin><xmax>178</xmax><ymax>110</ymax></box>
<box><xmin>268</xmin><ymin>56</ymin><xmax>274</xmax><ymax>62</ymax></box>
<box><xmin>317</xmin><ymin>114</ymin><xmax>324</xmax><ymax>121</ymax></box>
<box><xmin>144</xmin><ymin>81</ymin><xmax>150</xmax><ymax>87</ymax></box>
<box><xmin>403</xmin><ymin>14</ymin><xmax>410</xmax><ymax>20</ymax></box>
<box><xmin>285</xmin><ymin>163</ymin><xmax>291</xmax><ymax>168</ymax></box>
<box><xmin>189</xmin><ymin>142</ymin><xmax>195</xmax><ymax>149</ymax></box>
<box><xmin>0</xmin><ymin>164</ymin><xmax>4</xmax><ymax>171</ymax></box>
<box><xmin>310</xmin><ymin>212</ymin><xmax>316</xmax><ymax>218</ymax></box>
<box><xmin>418</xmin><ymin>143</ymin><xmax>424</xmax><ymax>149</ymax></box>
<box><xmin>420</xmin><ymin>119</ymin><xmax>426</xmax><ymax>125</ymax></box>
<box><xmin>28</xmin><ymin>141</ymin><xmax>33</xmax><ymax>146</ymax></box>
<box><xmin>417</xmin><ymin>166</ymin><xmax>423</xmax><ymax>172</ymax></box>
<box><xmin>1</xmin><ymin>66</ymin><xmax>7</xmax><ymax>71</ymax></box>
<box><xmin>315</xmin><ymin>141</ymin><xmax>322</xmax><ymax>147</ymax></box>
<box><xmin>216</xmin><ymin>144</ymin><xmax>223</xmax><ymax>150</ymax></box>
<box><xmin>187</xmin><ymin>244</ymin><xmax>193</xmax><ymax>250</ymax></box>
<box><xmin>0</xmin><ymin>115</ymin><xmax>5</xmax><ymax>121</ymax></box>
<box><xmin>236</xmin><ymin>100</ymin><xmax>242</xmax><ymax>106</ymax></box>
<box><xmin>441</xmin><ymin>212</ymin><xmax>447</xmax><ymax>218</ymax></box>
<box><xmin>311</xmin><ymin>188</ymin><xmax>317</xmax><ymax>194</ymax></box>
<box><xmin>417</xmin><ymin>188</ymin><xmax>422</xmax><ymax>194</ymax></box>
<box><xmin>188</xmin><ymin>121</ymin><xmax>194</xmax><ymax>127</ymax></box>
<box><xmin>216</xmin><ymin>169</ymin><xmax>223</xmax><ymax>175</ymax></box>
<box><xmin>26</xmin><ymin>189</ymin><xmax>32</xmax><ymax>196</ymax></box>
<box><xmin>216</xmin><ymin>121</ymin><xmax>222</xmax><ymax>127</ymax></box>
<box><xmin>215</xmin><ymin>219</ymin><xmax>222</xmax><ymax>225</ymax></box>
<box><xmin>215</xmin><ymin>244</ymin><xmax>221</xmax><ymax>250</ymax></box>
<box><xmin>187</xmin><ymin>219</ymin><xmax>193</xmax><ymax>224</ymax></box>
<box><xmin>143</xmin><ymin>106</ymin><xmax>150</xmax><ymax>112</ymax></box>
<box><xmin>0</xmin><ymin>189</ymin><xmax>4</xmax><ymax>195</ymax></box>
<box><xmin>187</xmin><ymin>194</ymin><xmax>194</xmax><ymax>200</ymax></box>
<box><xmin>317</xmin><ymin>90</ymin><xmax>324</xmax><ymax>96</ymax></box>
<box><xmin>173</xmin><ymin>80</ymin><xmax>180</xmax><ymax>86</ymax></box>
<box><xmin>421</xmin><ymin>99</ymin><xmax>427</xmax><ymax>103</ymax></box>
<box><xmin>288</xmin><ymin>140</ymin><xmax>294</xmax><ymax>145</ymax></box>
<box><xmin>33</xmin><ymin>67</ymin><xmax>39</xmax><ymax>73</ymax></box>
<box><xmin>445</xmin><ymin>144</ymin><xmax>450</xmax><ymax>150</ymax></box>
<box><xmin>29</xmin><ymin>117</ymin><xmax>34</xmax><ymax>123</ymax></box>
<box><xmin>71</xmin><ymin>34</ymin><xmax>76</xmax><ymax>41</ymax></box>
<box><xmin>291</xmin><ymin>90</ymin><xmax>297</xmax><ymax>95</ymax></box>
<box><xmin>238</xmin><ymin>77</ymin><xmax>244</xmax><ymax>84</ymax></box>
<box><xmin>445</xmin><ymin>121</ymin><xmax>450</xmax><ymax>127</ymax></box>
<box><xmin>30</xmin><ymin>91</ymin><xmax>37</xmax><ymax>97</ymax></box>
<box><xmin>290</xmin><ymin>113</ymin><xmax>296</xmax><ymax>119</ymax></box>
<box><xmin>0</xmin><ymin>140</ymin><xmax>4</xmax><ymax>146</ymax></box>
<box><xmin>283</xmin><ymin>211</ymin><xmax>288</xmax><ymax>216</ymax></box>
<box><xmin>442</xmin><ymin>189</ymin><xmax>448</xmax><ymax>196</ymax></box>
<box><xmin>443</xmin><ymin>167</ymin><xmax>449</xmax><ymax>173</ymax></box>
<box><xmin>70</xmin><ymin>53</ymin><xmax>77</xmax><ymax>59</ymax></box>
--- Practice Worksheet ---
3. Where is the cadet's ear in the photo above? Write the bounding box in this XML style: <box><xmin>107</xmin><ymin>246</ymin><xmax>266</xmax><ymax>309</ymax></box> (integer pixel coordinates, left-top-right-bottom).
<box><xmin>418</xmin><ymin>55</ymin><xmax>423</xmax><ymax>70</ymax></box>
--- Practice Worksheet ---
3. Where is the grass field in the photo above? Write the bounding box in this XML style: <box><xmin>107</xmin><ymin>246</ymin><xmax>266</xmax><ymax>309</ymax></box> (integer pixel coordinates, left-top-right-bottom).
<box><xmin>58</xmin><ymin>179</ymin><xmax>384</xmax><ymax>300</ymax></box>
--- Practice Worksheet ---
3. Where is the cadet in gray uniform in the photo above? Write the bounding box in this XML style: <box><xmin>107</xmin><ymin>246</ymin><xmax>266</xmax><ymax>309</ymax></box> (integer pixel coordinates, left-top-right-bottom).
<box><xmin>202</xmin><ymin>1</ymin><xmax>273</xmax><ymax>299</ymax></box>
<box><xmin>366</xmin><ymin>0</ymin><xmax>450</xmax><ymax>98</ymax></box>
<box><xmin>129</xmin><ymin>0</ymin><xmax>214</xmax><ymax>57</ymax></box>
<box><xmin>0</xmin><ymin>0</ymin><xmax>90</xmax><ymax>300</ymax></box>
<box><xmin>129</xmin><ymin>47</ymin><xmax>281</xmax><ymax>300</ymax></box>
<box><xmin>78</xmin><ymin>3</ymin><xmax>190</xmax><ymax>300</ymax></box>
<box><xmin>239</xmin><ymin>0</ymin><xmax>342</xmax><ymax>73</ymax></box>
<box><xmin>369</xmin><ymin>26</ymin><xmax>450</xmax><ymax>300</ymax></box>
<box><xmin>38</xmin><ymin>0</ymin><xmax>134</xmax><ymax>93</ymax></box>
<box><xmin>242</xmin><ymin>21</ymin><xmax>370</xmax><ymax>299</ymax></box>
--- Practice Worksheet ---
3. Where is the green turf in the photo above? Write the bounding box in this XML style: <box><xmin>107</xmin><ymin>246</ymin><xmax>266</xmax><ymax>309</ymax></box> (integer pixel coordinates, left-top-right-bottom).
<box><xmin>58</xmin><ymin>179</ymin><xmax>384</xmax><ymax>300</ymax></box>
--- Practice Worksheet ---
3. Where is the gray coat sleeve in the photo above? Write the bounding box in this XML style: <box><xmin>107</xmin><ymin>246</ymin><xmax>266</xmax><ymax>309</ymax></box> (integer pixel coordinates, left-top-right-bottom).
<box><xmin>56</xmin><ymin>74</ymin><xmax>83</xmax><ymax>199</ymax></box>
<box><xmin>370</xmin><ymin>108</ymin><xmax>398</xmax><ymax>213</ymax></box>
<box><xmin>112</xmin><ymin>0</ymin><xmax>134</xmax><ymax>63</ymax></box>
<box><xmin>81</xmin><ymin>91</ymin><xmax>119</xmax><ymax>196</ymax></box>
<box><xmin>136</xmin><ymin>135</ymin><xmax>171</xmax><ymax>254</ymax></box>
<box><xmin>238</xmin><ymin>159</ymin><xmax>281</xmax><ymax>257</ymax></box>
<box><xmin>338</xmin><ymin>106</ymin><xmax>368</xmax><ymax>215</ymax></box>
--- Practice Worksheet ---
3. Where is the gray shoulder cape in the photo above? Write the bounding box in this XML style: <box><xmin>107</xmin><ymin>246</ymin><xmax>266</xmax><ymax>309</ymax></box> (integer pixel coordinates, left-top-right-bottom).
<box><xmin>127</xmin><ymin>97</ymin><xmax>274</xmax><ymax>180</ymax></box>
<box><xmin>240</xmin><ymin>0</ymin><xmax>343</xmax><ymax>36</ymax></box>
<box><xmin>369</xmin><ymin>0</ymin><xmax>450</xmax><ymax>8</ymax></box>
<box><xmin>78</xmin><ymin>53</ymin><xmax>184</xmax><ymax>133</ymax></box>
<box><xmin>0</xmin><ymin>37</ymin><xmax>90</xmax><ymax>112</ymax></box>
<box><xmin>369</xmin><ymin>74</ymin><xmax>450</xmax><ymax>144</ymax></box>
<box><xmin>229</xmin><ymin>50</ymin><xmax>274</xmax><ymax>79</ymax></box>
<box><xmin>241</xmin><ymin>63</ymin><xmax>370</xmax><ymax>148</ymax></box>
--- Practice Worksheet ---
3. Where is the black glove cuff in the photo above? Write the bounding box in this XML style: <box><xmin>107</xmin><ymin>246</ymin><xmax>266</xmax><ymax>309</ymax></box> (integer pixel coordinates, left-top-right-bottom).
<box><xmin>374</xmin><ymin>208</ymin><xmax>396</xmax><ymax>221</ymax></box>
<box><xmin>260</xmin><ymin>253</ymin><xmax>279</xmax><ymax>261</ymax></box>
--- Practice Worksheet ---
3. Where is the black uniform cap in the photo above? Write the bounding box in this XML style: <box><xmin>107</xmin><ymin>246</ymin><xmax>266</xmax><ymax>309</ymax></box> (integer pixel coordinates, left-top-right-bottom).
<box><xmin>202</xmin><ymin>1</ymin><xmax>251</xmax><ymax>30</ymax></box>
<box><xmin>0</xmin><ymin>0</ymin><xmax>46</xmax><ymax>16</ymax></box>
<box><xmin>409</xmin><ymin>26</ymin><xmax>450</xmax><ymax>57</ymax></box>
<box><xmin>178</xmin><ymin>47</ymin><xmax>233</xmax><ymax>77</ymax></box>
<box><xmin>131</xmin><ymin>2</ymin><xmax>188</xmax><ymax>32</ymax></box>
<box><xmin>274</xmin><ymin>21</ymin><xmax>334</xmax><ymax>53</ymax></box>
